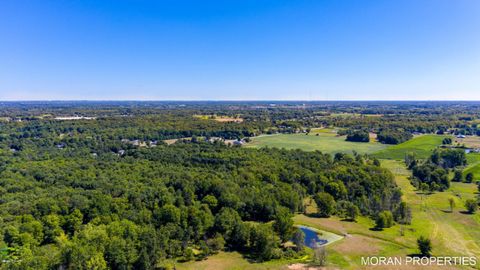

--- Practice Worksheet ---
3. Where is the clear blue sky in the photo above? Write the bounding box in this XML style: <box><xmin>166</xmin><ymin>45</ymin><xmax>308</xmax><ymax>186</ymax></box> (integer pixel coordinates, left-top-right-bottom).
<box><xmin>1</xmin><ymin>0</ymin><xmax>479</xmax><ymax>100</ymax></box>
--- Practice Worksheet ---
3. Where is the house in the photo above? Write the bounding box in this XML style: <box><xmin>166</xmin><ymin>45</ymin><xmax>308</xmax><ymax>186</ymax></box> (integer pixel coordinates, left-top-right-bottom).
<box><xmin>233</xmin><ymin>140</ymin><xmax>245</xmax><ymax>146</ymax></box>
<box><xmin>56</xmin><ymin>143</ymin><xmax>66</xmax><ymax>149</ymax></box>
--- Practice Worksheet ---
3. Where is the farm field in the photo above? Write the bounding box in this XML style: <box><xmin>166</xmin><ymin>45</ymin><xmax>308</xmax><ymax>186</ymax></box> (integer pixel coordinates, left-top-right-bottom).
<box><xmin>246</xmin><ymin>129</ymin><xmax>387</xmax><ymax>155</ymax></box>
<box><xmin>373</xmin><ymin>135</ymin><xmax>449</xmax><ymax>160</ymax></box>
<box><xmin>455</xmin><ymin>136</ymin><xmax>480</xmax><ymax>148</ymax></box>
<box><xmin>194</xmin><ymin>114</ymin><xmax>243</xmax><ymax>122</ymax></box>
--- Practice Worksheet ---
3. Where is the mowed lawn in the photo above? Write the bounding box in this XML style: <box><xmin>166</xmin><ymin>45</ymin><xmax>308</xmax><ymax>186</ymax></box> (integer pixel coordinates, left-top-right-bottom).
<box><xmin>373</xmin><ymin>135</ymin><xmax>449</xmax><ymax>160</ymax></box>
<box><xmin>246</xmin><ymin>130</ymin><xmax>387</xmax><ymax>155</ymax></box>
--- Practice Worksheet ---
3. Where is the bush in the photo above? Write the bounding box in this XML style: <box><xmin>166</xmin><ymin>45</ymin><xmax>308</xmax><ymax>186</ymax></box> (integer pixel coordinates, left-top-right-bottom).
<box><xmin>465</xmin><ymin>173</ymin><xmax>474</xmax><ymax>183</ymax></box>
<box><xmin>452</xmin><ymin>170</ymin><xmax>463</xmax><ymax>182</ymax></box>
<box><xmin>442</xmin><ymin>138</ymin><xmax>452</xmax><ymax>145</ymax></box>
<box><xmin>465</xmin><ymin>199</ymin><xmax>478</xmax><ymax>214</ymax></box>
<box><xmin>375</xmin><ymin>211</ymin><xmax>394</xmax><ymax>229</ymax></box>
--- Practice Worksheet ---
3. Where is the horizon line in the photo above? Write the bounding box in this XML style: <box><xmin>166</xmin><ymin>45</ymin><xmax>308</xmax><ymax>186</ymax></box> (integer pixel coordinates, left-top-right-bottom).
<box><xmin>1</xmin><ymin>99</ymin><xmax>480</xmax><ymax>102</ymax></box>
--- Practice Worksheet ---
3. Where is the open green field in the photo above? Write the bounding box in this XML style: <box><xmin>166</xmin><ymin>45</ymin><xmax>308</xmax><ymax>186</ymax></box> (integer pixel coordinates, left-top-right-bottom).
<box><xmin>176</xmin><ymin>251</ymin><xmax>300</xmax><ymax>270</ymax></box>
<box><xmin>373</xmin><ymin>135</ymin><xmax>449</xmax><ymax>160</ymax></box>
<box><xmin>246</xmin><ymin>130</ymin><xmax>387</xmax><ymax>155</ymax></box>
<box><xmin>247</xmin><ymin>131</ymin><xmax>450</xmax><ymax>159</ymax></box>
<box><xmin>465</xmin><ymin>153</ymin><xmax>480</xmax><ymax>179</ymax></box>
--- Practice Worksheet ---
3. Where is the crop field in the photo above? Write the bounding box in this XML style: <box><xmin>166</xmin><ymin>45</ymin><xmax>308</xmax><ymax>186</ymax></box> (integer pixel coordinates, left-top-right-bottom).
<box><xmin>246</xmin><ymin>129</ymin><xmax>387</xmax><ymax>155</ymax></box>
<box><xmin>194</xmin><ymin>114</ymin><xmax>244</xmax><ymax>122</ymax></box>
<box><xmin>373</xmin><ymin>135</ymin><xmax>449</xmax><ymax>160</ymax></box>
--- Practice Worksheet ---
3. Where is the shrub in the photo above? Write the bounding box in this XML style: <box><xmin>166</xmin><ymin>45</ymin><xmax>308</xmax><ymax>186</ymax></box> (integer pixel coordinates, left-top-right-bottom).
<box><xmin>375</xmin><ymin>210</ymin><xmax>394</xmax><ymax>229</ymax></box>
<box><xmin>417</xmin><ymin>236</ymin><xmax>432</xmax><ymax>257</ymax></box>
<box><xmin>465</xmin><ymin>199</ymin><xmax>478</xmax><ymax>214</ymax></box>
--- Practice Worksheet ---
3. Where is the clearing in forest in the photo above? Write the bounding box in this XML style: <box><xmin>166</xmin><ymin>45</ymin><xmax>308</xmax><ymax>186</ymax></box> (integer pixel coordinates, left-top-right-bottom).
<box><xmin>246</xmin><ymin>129</ymin><xmax>387</xmax><ymax>155</ymax></box>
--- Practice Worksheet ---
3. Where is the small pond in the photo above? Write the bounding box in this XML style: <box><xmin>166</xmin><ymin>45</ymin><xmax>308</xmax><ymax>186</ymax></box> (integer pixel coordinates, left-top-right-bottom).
<box><xmin>298</xmin><ymin>226</ymin><xmax>328</xmax><ymax>248</ymax></box>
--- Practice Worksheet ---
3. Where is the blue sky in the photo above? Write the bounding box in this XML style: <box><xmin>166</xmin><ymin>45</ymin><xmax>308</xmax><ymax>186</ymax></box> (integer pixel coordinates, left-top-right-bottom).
<box><xmin>0</xmin><ymin>0</ymin><xmax>479</xmax><ymax>100</ymax></box>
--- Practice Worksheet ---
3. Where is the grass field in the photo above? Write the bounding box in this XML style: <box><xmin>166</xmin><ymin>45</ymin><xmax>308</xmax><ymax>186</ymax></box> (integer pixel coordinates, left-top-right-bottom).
<box><xmin>246</xmin><ymin>129</ymin><xmax>387</xmax><ymax>155</ymax></box>
<box><xmin>175</xmin><ymin>251</ymin><xmax>300</xmax><ymax>270</ymax></box>
<box><xmin>382</xmin><ymin>160</ymin><xmax>480</xmax><ymax>266</ymax></box>
<box><xmin>465</xmin><ymin>153</ymin><xmax>480</xmax><ymax>179</ymax></box>
<box><xmin>373</xmin><ymin>135</ymin><xmax>449</xmax><ymax>160</ymax></box>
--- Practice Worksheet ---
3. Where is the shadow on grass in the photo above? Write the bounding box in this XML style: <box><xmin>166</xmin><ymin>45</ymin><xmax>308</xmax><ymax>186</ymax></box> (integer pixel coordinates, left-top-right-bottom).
<box><xmin>369</xmin><ymin>227</ymin><xmax>383</xmax><ymax>231</ymax></box>
<box><xmin>304</xmin><ymin>213</ymin><xmax>331</xmax><ymax>219</ymax></box>
<box><xmin>440</xmin><ymin>209</ymin><xmax>454</xmax><ymax>213</ymax></box>
<box><xmin>460</xmin><ymin>210</ymin><xmax>475</xmax><ymax>215</ymax></box>
<box><xmin>340</xmin><ymin>218</ymin><xmax>357</xmax><ymax>222</ymax></box>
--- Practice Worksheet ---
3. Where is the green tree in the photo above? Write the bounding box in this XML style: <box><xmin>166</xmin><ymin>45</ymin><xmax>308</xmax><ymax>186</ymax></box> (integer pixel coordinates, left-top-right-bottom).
<box><xmin>312</xmin><ymin>246</ymin><xmax>327</xmax><ymax>266</ymax></box>
<box><xmin>465</xmin><ymin>199</ymin><xmax>478</xmax><ymax>214</ymax></box>
<box><xmin>337</xmin><ymin>201</ymin><xmax>360</xmax><ymax>221</ymax></box>
<box><xmin>64</xmin><ymin>209</ymin><xmax>83</xmax><ymax>236</ymax></box>
<box><xmin>345</xmin><ymin>203</ymin><xmax>360</xmax><ymax>222</ymax></box>
<box><xmin>314</xmin><ymin>192</ymin><xmax>336</xmax><ymax>217</ymax></box>
<box><xmin>272</xmin><ymin>207</ymin><xmax>294</xmax><ymax>243</ymax></box>
<box><xmin>452</xmin><ymin>170</ymin><xmax>463</xmax><ymax>182</ymax></box>
<box><xmin>202</xmin><ymin>195</ymin><xmax>218</xmax><ymax>210</ymax></box>
<box><xmin>250</xmin><ymin>225</ymin><xmax>279</xmax><ymax>261</ymax></box>
<box><xmin>394</xmin><ymin>202</ymin><xmax>412</xmax><ymax>224</ymax></box>
<box><xmin>42</xmin><ymin>214</ymin><xmax>63</xmax><ymax>244</ymax></box>
<box><xmin>417</xmin><ymin>236</ymin><xmax>432</xmax><ymax>257</ymax></box>
<box><xmin>448</xmin><ymin>198</ymin><xmax>455</xmax><ymax>213</ymax></box>
<box><xmin>292</xmin><ymin>229</ymin><xmax>305</xmax><ymax>252</ymax></box>
<box><xmin>156</xmin><ymin>204</ymin><xmax>181</xmax><ymax>225</ymax></box>
<box><xmin>465</xmin><ymin>173</ymin><xmax>474</xmax><ymax>183</ymax></box>
<box><xmin>375</xmin><ymin>211</ymin><xmax>394</xmax><ymax>229</ymax></box>
<box><xmin>206</xmin><ymin>233</ymin><xmax>225</xmax><ymax>253</ymax></box>
<box><xmin>214</xmin><ymin>207</ymin><xmax>242</xmax><ymax>243</ymax></box>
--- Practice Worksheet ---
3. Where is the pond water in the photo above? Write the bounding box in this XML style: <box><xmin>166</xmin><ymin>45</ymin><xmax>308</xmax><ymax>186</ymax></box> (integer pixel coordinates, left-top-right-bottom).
<box><xmin>298</xmin><ymin>226</ymin><xmax>328</xmax><ymax>248</ymax></box>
